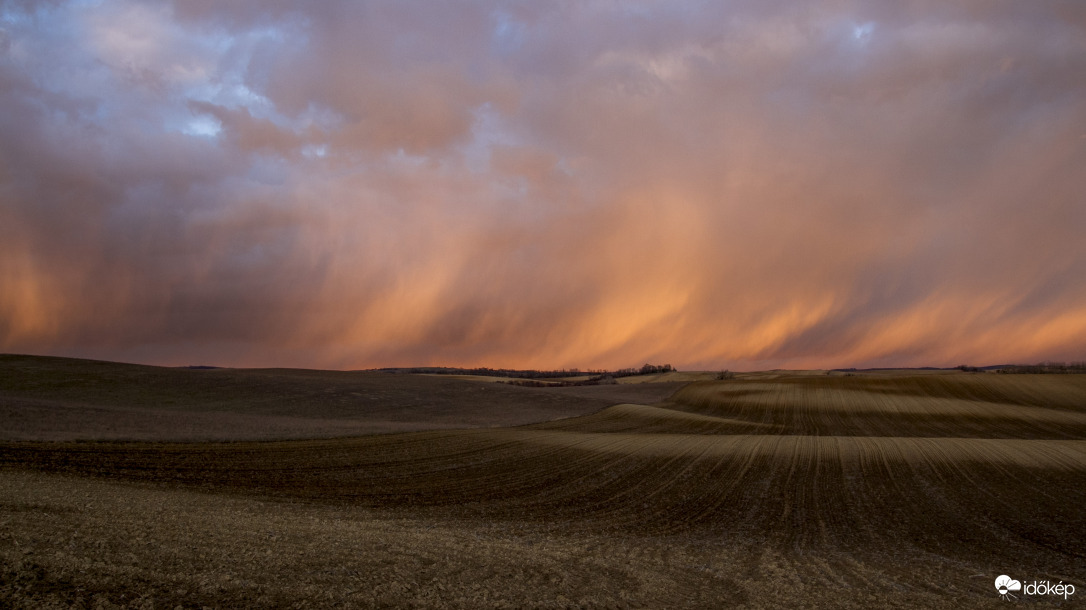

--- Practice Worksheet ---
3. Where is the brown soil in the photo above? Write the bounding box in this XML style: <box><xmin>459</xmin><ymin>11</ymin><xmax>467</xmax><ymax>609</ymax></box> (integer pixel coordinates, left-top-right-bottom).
<box><xmin>1</xmin><ymin>360</ymin><xmax>1083</xmax><ymax>608</ymax></box>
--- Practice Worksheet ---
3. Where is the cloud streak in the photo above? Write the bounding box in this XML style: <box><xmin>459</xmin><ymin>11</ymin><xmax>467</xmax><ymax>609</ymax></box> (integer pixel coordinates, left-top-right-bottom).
<box><xmin>1</xmin><ymin>0</ymin><xmax>1084</xmax><ymax>369</ymax></box>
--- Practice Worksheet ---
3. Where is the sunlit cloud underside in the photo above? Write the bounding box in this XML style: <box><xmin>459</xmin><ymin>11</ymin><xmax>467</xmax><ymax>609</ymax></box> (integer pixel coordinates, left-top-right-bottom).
<box><xmin>1</xmin><ymin>1</ymin><xmax>1084</xmax><ymax>370</ymax></box>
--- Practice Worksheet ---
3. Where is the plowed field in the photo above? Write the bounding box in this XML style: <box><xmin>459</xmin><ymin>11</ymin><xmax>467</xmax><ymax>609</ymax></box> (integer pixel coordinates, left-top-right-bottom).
<box><xmin>2</xmin><ymin>369</ymin><xmax>1084</xmax><ymax>608</ymax></box>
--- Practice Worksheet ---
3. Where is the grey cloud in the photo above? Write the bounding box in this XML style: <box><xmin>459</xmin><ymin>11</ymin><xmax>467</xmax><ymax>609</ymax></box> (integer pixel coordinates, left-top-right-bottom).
<box><xmin>1</xmin><ymin>0</ymin><xmax>1084</xmax><ymax>369</ymax></box>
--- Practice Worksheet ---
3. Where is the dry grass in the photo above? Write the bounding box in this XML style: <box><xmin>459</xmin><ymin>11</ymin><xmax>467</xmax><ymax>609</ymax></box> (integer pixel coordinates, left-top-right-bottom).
<box><xmin>616</xmin><ymin>371</ymin><xmax>719</xmax><ymax>384</ymax></box>
<box><xmin>1</xmin><ymin>363</ymin><xmax>1084</xmax><ymax>608</ymax></box>
<box><xmin>668</xmin><ymin>374</ymin><xmax>1086</xmax><ymax>438</ymax></box>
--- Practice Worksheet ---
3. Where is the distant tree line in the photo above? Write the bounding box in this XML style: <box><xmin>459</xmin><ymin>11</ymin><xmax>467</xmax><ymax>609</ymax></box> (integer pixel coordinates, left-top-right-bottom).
<box><xmin>615</xmin><ymin>363</ymin><xmax>675</xmax><ymax>377</ymax></box>
<box><xmin>827</xmin><ymin>363</ymin><xmax>1086</xmax><ymax>375</ymax></box>
<box><xmin>374</xmin><ymin>363</ymin><xmax>674</xmax><ymax>383</ymax></box>
<box><xmin>374</xmin><ymin>366</ymin><xmax>595</xmax><ymax>379</ymax></box>
<box><xmin>994</xmin><ymin>362</ymin><xmax>1086</xmax><ymax>374</ymax></box>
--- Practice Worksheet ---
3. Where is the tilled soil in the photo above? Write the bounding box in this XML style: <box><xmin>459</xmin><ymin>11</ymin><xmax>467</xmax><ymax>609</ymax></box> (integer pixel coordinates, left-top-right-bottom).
<box><xmin>1</xmin><ymin>371</ymin><xmax>1084</xmax><ymax>607</ymax></box>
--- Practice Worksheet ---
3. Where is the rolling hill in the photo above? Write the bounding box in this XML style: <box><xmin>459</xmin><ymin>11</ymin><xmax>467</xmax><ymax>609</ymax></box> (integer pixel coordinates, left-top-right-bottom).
<box><xmin>1</xmin><ymin>356</ymin><xmax>1083</xmax><ymax>607</ymax></box>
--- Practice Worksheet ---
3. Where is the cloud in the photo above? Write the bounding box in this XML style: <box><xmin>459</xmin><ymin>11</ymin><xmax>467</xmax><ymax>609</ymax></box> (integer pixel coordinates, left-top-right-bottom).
<box><xmin>1</xmin><ymin>0</ymin><xmax>1084</xmax><ymax>369</ymax></box>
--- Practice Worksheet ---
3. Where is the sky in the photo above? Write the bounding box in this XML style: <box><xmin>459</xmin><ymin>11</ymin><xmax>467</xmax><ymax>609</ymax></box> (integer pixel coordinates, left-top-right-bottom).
<box><xmin>1</xmin><ymin>0</ymin><xmax>1085</xmax><ymax>371</ymax></box>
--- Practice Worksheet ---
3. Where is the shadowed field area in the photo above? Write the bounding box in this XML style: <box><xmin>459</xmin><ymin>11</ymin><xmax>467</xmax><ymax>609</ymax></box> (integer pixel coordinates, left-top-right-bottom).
<box><xmin>0</xmin><ymin>354</ymin><xmax>679</xmax><ymax>440</ymax></box>
<box><xmin>1</xmin><ymin>359</ymin><xmax>1084</xmax><ymax>607</ymax></box>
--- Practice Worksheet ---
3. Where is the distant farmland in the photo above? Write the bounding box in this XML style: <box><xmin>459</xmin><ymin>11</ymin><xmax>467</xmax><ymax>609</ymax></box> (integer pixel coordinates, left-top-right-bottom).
<box><xmin>1</xmin><ymin>356</ymin><xmax>1084</xmax><ymax>608</ymax></box>
<box><xmin>0</xmin><ymin>354</ymin><xmax>680</xmax><ymax>441</ymax></box>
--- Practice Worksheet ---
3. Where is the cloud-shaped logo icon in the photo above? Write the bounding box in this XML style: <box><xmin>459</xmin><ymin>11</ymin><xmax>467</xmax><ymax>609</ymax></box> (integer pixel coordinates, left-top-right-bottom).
<box><xmin>995</xmin><ymin>575</ymin><xmax>1022</xmax><ymax>601</ymax></box>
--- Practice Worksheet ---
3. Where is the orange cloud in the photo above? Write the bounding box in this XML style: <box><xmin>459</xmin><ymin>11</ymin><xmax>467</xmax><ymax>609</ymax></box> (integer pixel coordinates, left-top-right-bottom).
<box><xmin>1</xmin><ymin>1</ymin><xmax>1084</xmax><ymax>369</ymax></box>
